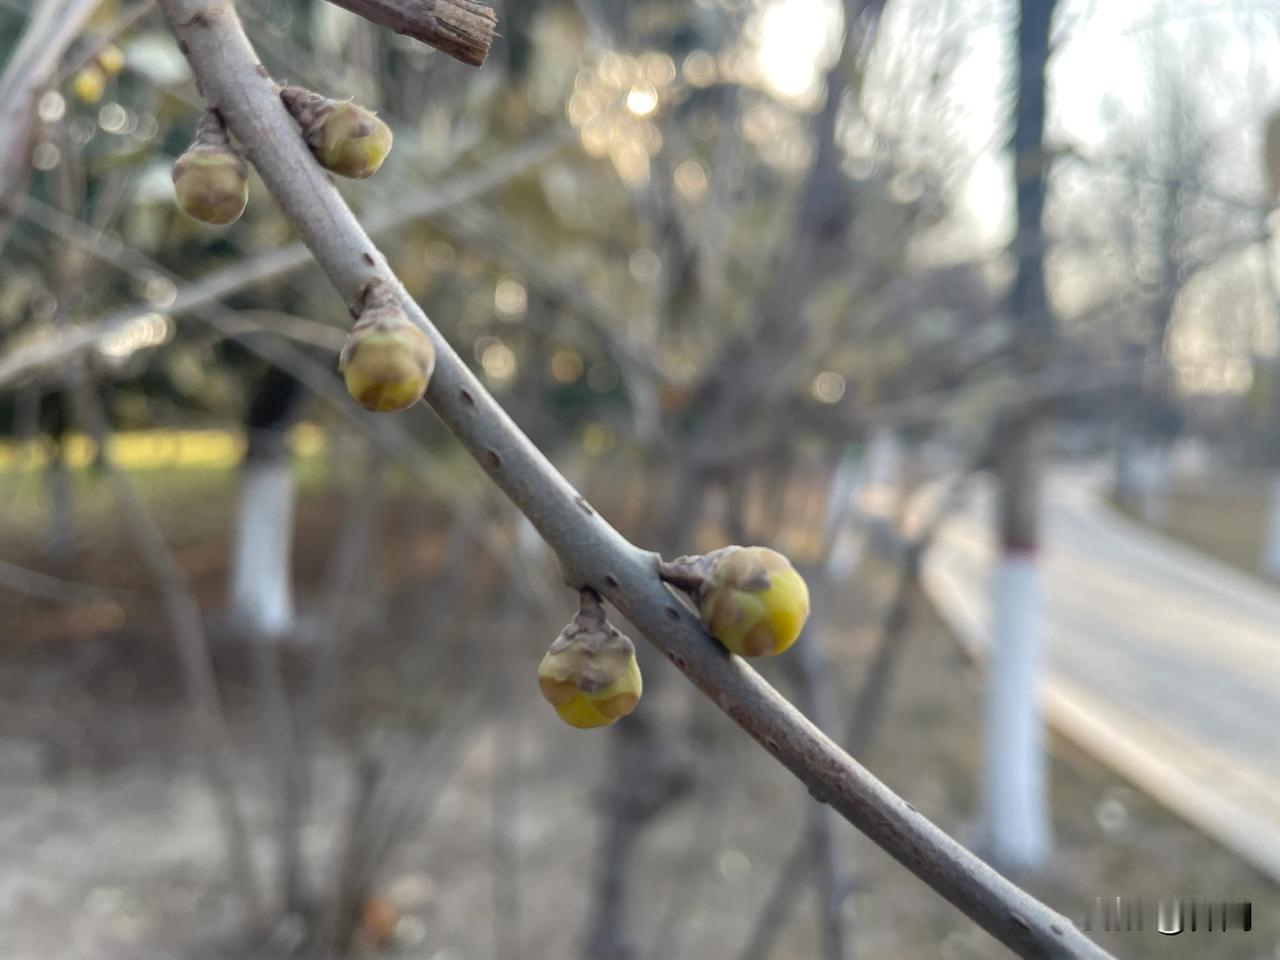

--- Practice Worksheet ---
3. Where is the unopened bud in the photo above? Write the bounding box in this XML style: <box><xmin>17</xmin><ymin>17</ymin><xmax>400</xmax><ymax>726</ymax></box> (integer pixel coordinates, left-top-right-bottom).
<box><xmin>538</xmin><ymin>589</ymin><xmax>642</xmax><ymax>729</ymax></box>
<box><xmin>280</xmin><ymin>87</ymin><xmax>392</xmax><ymax>180</ymax></box>
<box><xmin>172</xmin><ymin>110</ymin><xmax>249</xmax><ymax>226</ymax></box>
<box><xmin>72</xmin><ymin>66</ymin><xmax>105</xmax><ymax>104</ymax></box>
<box><xmin>97</xmin><ymin>44</ymin><xmax>126</xmax><ymax>77</ymax></box>
<box><xmin>340</xmin><ymin>278</ymin><xmax>435</xmax><ymax>412</ymax></box>
<box><xmin>661</xmin><ymin>546</ymin><xmax>810</xmax><ymax>657</ymax></box>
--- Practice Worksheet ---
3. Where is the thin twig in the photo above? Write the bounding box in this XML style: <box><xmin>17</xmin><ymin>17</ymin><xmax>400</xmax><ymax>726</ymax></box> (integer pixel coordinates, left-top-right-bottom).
<box><xmin>72</xmin><ymin>386</ymin><xmax>265</xmax><ymax>924</ymax></box>
<box><xmin>0</xmin><ymin>0</ymin><xmax>102</xmax><ymax>251</ymax></box>
<box><xmin>157</xmin><ymin>4</ymin><xmax>1117</xmax><ymax>955</ymax></box>
<box><xmin>736</xmin><ymin>832</ymin><xmax>815</xmax><ymax>960</ymax></box>
<box><xmin>321</xmin><ymin>0</ymin><xmax>497</xmax><ymax>65</ymax></box>
<box><xmin>0</xmin><ymin>132</ymin><xmax>568</xmax><ymax>389</ymax></box>
<box><xmin>738</xmin><ymin>452</ymin><xmax>987</xmax><ymax>959</ymax></box>
<box><xmin>0</xmin><ymin>558</ymin><xmax>131</xmax><ymax>604</ymax></box>
<box><xmin>16</xmin><ymin>196</ymin><xmax>560</xmax><ymax>619</ymax></box>
<box><xmin>54</xmin><ymin>0</ymin><xmax>157</xmax><ymax>85</ymax></box>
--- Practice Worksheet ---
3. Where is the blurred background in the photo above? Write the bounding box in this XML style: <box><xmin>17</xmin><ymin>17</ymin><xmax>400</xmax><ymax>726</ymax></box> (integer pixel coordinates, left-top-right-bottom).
<box><xmin>1</xmin><ymin>0</ymin><xmax>1279</xmax><ymax>957</ymax></box>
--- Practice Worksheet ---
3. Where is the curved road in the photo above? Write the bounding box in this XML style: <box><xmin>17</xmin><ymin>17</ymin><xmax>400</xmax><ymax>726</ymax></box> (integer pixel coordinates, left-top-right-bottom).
<box><xmin>921</xmin><ymin>469</ymin><xmax>1280</xmax><ymax>882</ymax></box>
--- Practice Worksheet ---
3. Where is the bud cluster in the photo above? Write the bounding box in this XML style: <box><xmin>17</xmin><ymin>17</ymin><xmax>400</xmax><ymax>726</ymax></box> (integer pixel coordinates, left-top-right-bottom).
<box><xmin>70</xmin><ymin>43</ymin><xmax>126</xmax><ymax>105</ymax></box>
<box><xmin>171</xmin><ymin>110</ymin><xmax>250</xmax><ymax>226</ymax></box>
<box><xmin>537</xmin><ymin>589</ymin><xmax>643</xmax><ymax>729</ymax></box>
<box><xmin>340</xmin><ymin>278</ymin><xmax>436</xmax><ymax>413</ymax></box>
<box><xmin>660</xmin><ymin>545</ymin><xmax>810</xmax><ymax>657</ymax></box>
<box><xmin>280</xmin><ymin>86</ymin><xmax>393</xmax><ymax>180</ymax></box>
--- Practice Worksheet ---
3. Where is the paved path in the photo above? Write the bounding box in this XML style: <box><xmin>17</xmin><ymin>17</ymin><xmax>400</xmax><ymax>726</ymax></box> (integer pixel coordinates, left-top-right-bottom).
<box><xmin>920</xmin><ymin>469</ymin><xmax>1280</xmax><ymax>882</ymax></box>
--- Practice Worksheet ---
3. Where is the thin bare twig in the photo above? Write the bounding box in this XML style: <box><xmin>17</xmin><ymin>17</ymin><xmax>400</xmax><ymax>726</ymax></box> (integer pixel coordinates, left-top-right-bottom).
<box><xmin>738</xmin><ymin>450</ymin><xmax>987</xmax><ymax>960</ymax></box>
<box><xmin>16</xmin><ymin>196</ymin><xmax>561</xmax><ymax>620</ymax></box>
<box><xmin>0</xmin><ymin>0</ymin><xmax>102</xmax><ymax>251</ymax></box>
<box><xmin>157</xmin><ymin>4</ymin><xmax>1116</xmax><ymax>956</ymax></box>
<box><xmin>321</xmin><ymin>0</ymin><xmax>497</xmax><ymax>65</ymax></box>
<box><xmin>54</xmin><ymin>0</ymin><xmax>157</xmax><ymax>85</ymax></box>
<box><xmin>0</xmin><ymin>558</ymin><xmax>131</xmax><ymax>604</ymax></box>
<box><xmin>0</xmin><ymin>131</ymin><xmax>566</xmax><ymax>388</ymax></box>
<box><xmin>71</xmin><ymin>386</ymin><xmax>265</xmax><ymax>924</ymax></box>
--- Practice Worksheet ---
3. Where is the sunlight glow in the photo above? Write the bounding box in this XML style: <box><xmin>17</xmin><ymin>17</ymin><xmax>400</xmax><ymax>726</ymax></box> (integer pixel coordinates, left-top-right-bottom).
<box><xmin>625</xmin><ymin>83</ymin><xmax>659</xmax><ymax>117</ymax></box>
<box><xmin>753</xmin><ymin>0</ymin><xmax>842</xmax><ymax>104</ymax></box>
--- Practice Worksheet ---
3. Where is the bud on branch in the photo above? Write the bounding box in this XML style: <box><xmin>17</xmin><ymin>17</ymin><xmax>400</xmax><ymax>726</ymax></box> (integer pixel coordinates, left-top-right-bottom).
<box><xmin>281</xmin><ymin>87</ymin><xmax>393</xmax><ymax>180</ymax></box>
<box><xmin>660</xmin><ymin>546</ymin><xmax>810</xmax><ymax>657</ymax></box>
<box><xmin>156</xmin><ymin>0</ymin><xmax>1121</xmax><ymax>951</ymax></box>
<box><xmin>538</xmin><ymin>588</ymin><xmax>643</xmax><ymax>729</ymax></box>
<box><xmin>340</xmin><ymin>277</ymin><xmax>436</xmax><ymax>412</ymax></box>
<box><xmin>172</xmin><ymin>109</ymin><xmax>249</xmax><ymax>225</ymax></box>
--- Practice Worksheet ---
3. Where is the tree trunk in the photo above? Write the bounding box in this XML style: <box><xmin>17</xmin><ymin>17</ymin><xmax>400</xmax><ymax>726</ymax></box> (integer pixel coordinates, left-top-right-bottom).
<box><xmin>229</xmin><ymin>368</ymin><xmax>302</xmax><ymax>641</ymax></box>
<box><xmin>46</xmin><ymin>438</ymin><xmax>75</xmax><ymax>562</ymax></box>
<box><xmin>1261</xmin><ymin>471</ymin><xmax>1280</xmax><ymax>580</ymax></box>
<box><xmin>984</xmin><ymin>0</ymin><xmax>1057</xmax><ymax>873</ymax></box>
<box><xmin>1139</xmin><ymin>443</ymin><xmax>1170</xmax><ymax>525</ymax></box>
<box><xmin>985</xmin><ymin>417</ymin><xmax>1051</xmax><ymax>871</ymax></box>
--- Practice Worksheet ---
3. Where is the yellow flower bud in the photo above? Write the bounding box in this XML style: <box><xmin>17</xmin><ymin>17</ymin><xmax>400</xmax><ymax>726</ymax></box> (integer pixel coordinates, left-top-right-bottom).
<box><xmin>340</xmin><ymin>279</ymin><xmax>435</xmax><ymax>412</ymax></box>
<box><xmin>172</xmin><ymin>111</ymin><xmax>249</xmax><ymax>226</ymax></box>
<box><xmin>663</xmin><ymin>546</ymin><xmax>810</xmax><ymax>657</ymax></box>
<box><xmin>96</xmin><ymin>43</ymin><xmax>126</xmax><ymax>77</ymax></box>
<box><xmin>538</xmin><ymin>590</ymin><xmax>643</xmax><ymax>729</ymax></box>
<box><xmin>173</xmin><ymin>150</ymin><xmax>249</xmax><ymax>225</ymax></box>
<box><xmin>280</xmin><ymin>87</ymin><xmax>393</xmax><ymax>180</ymax></box>
<box><xmin>72</xmin><ymin>66</ymin><xmax>105</xmax><ymax>104</ymax></box>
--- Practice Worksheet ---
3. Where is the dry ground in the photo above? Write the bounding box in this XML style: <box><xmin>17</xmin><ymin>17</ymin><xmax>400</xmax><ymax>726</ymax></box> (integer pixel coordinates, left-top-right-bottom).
<box><xmin>0</xmin><ymin>461</ymin><xmax>1277</xmax><ymax>960</ymax></box>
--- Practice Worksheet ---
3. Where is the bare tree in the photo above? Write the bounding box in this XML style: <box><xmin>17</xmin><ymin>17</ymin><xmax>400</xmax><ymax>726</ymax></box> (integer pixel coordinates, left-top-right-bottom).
<box><xmin>229</xmin><ymin>366</ymin><xmax>304</xmax><ymax>641</ymax></box>
<box><xmin>983</xmin><ymin>0</ymin><xmax>1057</xmax><ymax>874</ymax></box>
<box><xmin>148</xmin><ymin>1</ymin><xmax>1122</xmax><ymax>957</ymax></box>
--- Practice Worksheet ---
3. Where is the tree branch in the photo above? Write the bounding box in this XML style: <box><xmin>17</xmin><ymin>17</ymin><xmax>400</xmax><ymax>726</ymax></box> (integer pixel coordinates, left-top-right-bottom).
<box><xmin>0</xmin><ymin>132</ymin><xmax>566</xmax><ymax>389</ymax></box>
<box><xmin>156</xmin><ymin>2</ymin><xmax>1116</xmax><ymax>956</ymax></box>
<box><xmin>0</xmin><ymin>0</ymin><xmax>102</xmax><ymax>251</ymax></box>
<box><xmin>322</xmin><ymin>0</ymin><xmax>497</xmax><ymax>65</ymax></box>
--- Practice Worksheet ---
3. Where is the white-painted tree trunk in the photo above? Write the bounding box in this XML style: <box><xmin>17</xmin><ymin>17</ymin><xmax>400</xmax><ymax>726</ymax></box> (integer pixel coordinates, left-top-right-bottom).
<box><xmin>824</xmin><ymin>449</ymin><xmax>866</xmax><ymax>582</ymax></box>
<box><xmin>862</xmin><ymin>427</ymin><xmax>901</xmax><ymax>511</ymax></box>
<box><xmin>229</xmin><ymin>458</ymin><xmax>297</xmax><ymax>640</ymax></box>
<box><xmin>1139</xmin><ymin>445</ymin><xmax>1170</xmax><ymax>525</ymax></box>
<box><xmin>1113</xmin><ymin>436</ymin><xmax>1142</xmax><ymax>507</ymax></box>
<box><xmin>1261</xmin><ymin>472</ymin><xmax>1280</xmax><ymax>580</ymax></box>
<box><xmin>982</xmin><ymin>552</ymin><xmax>1052</xmax><ymax>871</ymax></box>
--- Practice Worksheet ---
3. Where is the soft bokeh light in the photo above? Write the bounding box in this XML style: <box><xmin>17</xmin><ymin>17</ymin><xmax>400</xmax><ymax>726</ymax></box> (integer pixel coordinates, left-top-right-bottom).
<box><xmin>480</xmin><ymin>340</ymin><xmax>517</xmax><ymax>385</ymax></box>
<box><xmin>628</xmin><ymin>248</ymin><xmax>661</xmax><ymax>283</ymax></box>
<box><xmin>673</xmin><ymin>159</ymin><xmax>709</xmax><ymax>201</ymax></box>
<box><xmin>810</xmin><ymin>370</ymin><xmax>846</xmax><ymax>403</ymax></box>
<box><xmin>625</xmin><ymin>83</ymin><xmax>659</xmax><ymax>117</ymax></box>
<box><xmin>97</xmin><ymin>312</ymin><xmax>174</xmax><ymax>360</ymax></box>
<box><xmin>550</xmin><ymin>348</ymin><xmax>584</xmax><ymax>384</ymax></box>
<box><xmin>494</xmin><ymin>276</ymin><xmax>528</xmax><ymax>320</ymax></box>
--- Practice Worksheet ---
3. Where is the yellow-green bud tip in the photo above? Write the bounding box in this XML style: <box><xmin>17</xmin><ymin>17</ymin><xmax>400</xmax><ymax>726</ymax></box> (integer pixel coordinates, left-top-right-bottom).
<box><xmin>172</xmin><ymin>150</ymin><xmax>249</xmax><ymax>226</ymax></box>
<box><xmin>538</xmin><ymin>651</ymin><xmax>642</xmax><ymax>728</ymax></box>
<box><xmin>537</xmin><ymin>593</ymin><xmax>642</xmax><ymax>729</ymax></box>
<box><xmin>698</xmin><ymin>546</ymin><xmax>810</xmax><ymax>657</ymax></box>
<box><xmin>72</xmin><ymin>66</ymin><xmax>105</xmax><ymax>104</ymax></box>
<box><xmin>340</xmin><ymin>330</ymin><xmax>433</xmax><ymax>412</ymax></box>
<box><xmin>340</xmin><ymin>283</ymin><xmax>435</xmax><ymax>413</ymax></box>
<box><xmin>97</xmin><ymin>44</ymin><xmax>126</xmax><ymax>77</ymax></box>
<box><xmin>318</xmin><ymin>102</ymin><xmax>393</xmax><ymax>180</ymax></box>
